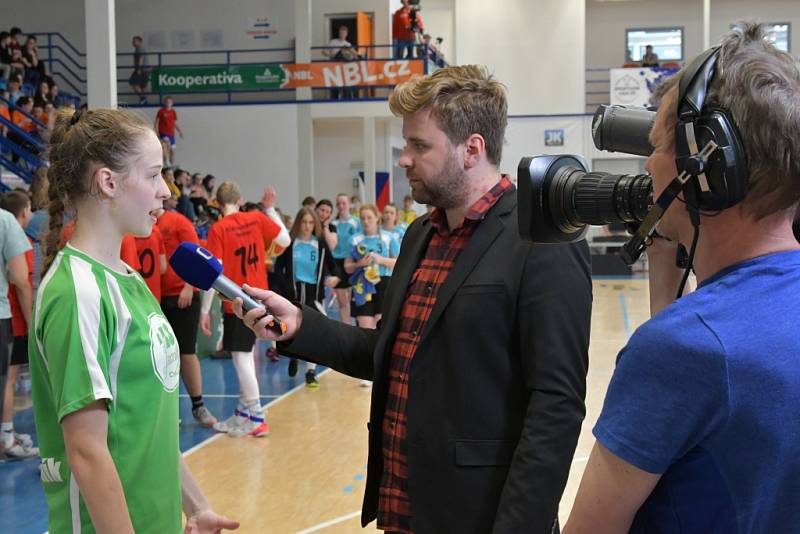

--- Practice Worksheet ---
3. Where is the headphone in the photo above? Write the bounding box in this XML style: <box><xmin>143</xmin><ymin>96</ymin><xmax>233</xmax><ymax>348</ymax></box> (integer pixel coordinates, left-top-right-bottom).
<box><xmin>674</xmin><ymin>46</ymin><xmax>749</xmax><ymax>212</ymax></box>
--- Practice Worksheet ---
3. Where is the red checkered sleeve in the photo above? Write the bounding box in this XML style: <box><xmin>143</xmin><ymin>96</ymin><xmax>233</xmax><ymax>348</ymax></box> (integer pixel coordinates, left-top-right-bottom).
<box><xmin>377</xmin><ymin>176</ymin><xmax>512</xmax><ymax>533</ymax></box>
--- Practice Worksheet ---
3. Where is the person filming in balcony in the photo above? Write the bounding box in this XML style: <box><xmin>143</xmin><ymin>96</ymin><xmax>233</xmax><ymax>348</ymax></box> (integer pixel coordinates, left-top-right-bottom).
<box><xmin>323</xmin><ymin>25</ymin><xmax>358</xmax><ymax>100</ymax></box>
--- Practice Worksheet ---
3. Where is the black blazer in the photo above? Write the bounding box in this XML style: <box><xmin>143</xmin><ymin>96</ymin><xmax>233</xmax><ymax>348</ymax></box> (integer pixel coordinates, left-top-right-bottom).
<box><xmin>281</xmin><ymin>187</ymin><xmax>592</xmax><ymax>533</ymax></box>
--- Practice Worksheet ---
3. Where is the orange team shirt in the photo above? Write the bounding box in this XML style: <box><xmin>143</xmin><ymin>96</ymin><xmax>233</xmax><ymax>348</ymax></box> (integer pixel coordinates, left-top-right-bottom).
<box><xmin>8</xmin><ymin>238</ymin><xmax>34</xmax><ymax>337</ymax></box>
<box><xmin>60</xmin><ymin>220</ymin><xmax>142</xmax><ymax>271</ymax></box>
<box><xmin>0</xmin><ymin>106</ymin><xmax>10</xmax><ymax>126</ymax></box>
<box><xmin>134</xmin><ymin>224</ymin><xmax>166</xmax><ymax>301</ymax></box>
<box><xmin>156</xmin><ymin>108</ymin><xmax>177</xmax><ymax>136</ymax></box>
<box><xmin>156</xmin><ymin>209</ymin><xmax>201</xmax><ymax>297</ymax></box>
<box><xmin>205</xmin><ymin>210</ymin><xmax>281</xmax><ymax>314</ymax></box>
<box><xmin>11</xmin><ymin>110</ymin><xmax>36</xmax><ymax>133</ymax></box>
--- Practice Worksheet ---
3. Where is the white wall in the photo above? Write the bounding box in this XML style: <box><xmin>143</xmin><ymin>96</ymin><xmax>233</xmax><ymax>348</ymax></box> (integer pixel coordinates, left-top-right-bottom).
<box><xmin>455</xmin><ymin>0</ymin><xmax>586</xmax><ymax>115</ymax></box>
<box><xmin>585</xmin><ymin>0</ymin><xmax>800</xmax><ymax>70</ymax></box>
<box><xmin>585</xmin><ymin>0</ymin><xmax>702</xmax><ymax>69</ymax></box>
<box><xmin>710</xmin><ymin>0</ymin><xmax>800</xmax><ymax>51</ymax></box>
<box><xmin>420</xmin><ymin>0</ymin><xmax>455</xmax><ymax>64</ymax></box>
<box><xmin>139</xmin><ymin>104</ymin><xmax>300</xmax><ymax>208</ymax></box>
<box><xmin>4</xmin><ymin>0</ymin><xmax>85</xmax><ymax>48</ymax></box>
<box><xmin>312</xmin><ymin>117</ymin><xmax>392</xmax><ymax>204</ymax></box>
<box><xmin>115</xmin><ymin>0</ymin><xmax>296</xmax><ymax>53</ymax></box>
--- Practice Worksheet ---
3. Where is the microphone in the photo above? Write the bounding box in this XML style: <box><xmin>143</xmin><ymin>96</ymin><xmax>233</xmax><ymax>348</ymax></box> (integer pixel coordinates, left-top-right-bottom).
<box><xmin>168</xmin><ymin>242</ymin><xmax>286</xmax><ymax>336</ymax></box>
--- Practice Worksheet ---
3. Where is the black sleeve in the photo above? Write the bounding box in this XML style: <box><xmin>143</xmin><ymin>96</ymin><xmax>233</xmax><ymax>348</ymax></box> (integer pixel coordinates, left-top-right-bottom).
<box><xmin>278</xmin><ymin>305</ymin><xmax>378</xmax><ymax>381</ymax></box>
<box><xmin>493</xmin><ymin>240</ymin><xmax>592</xmax><ymax>532</ymax></box>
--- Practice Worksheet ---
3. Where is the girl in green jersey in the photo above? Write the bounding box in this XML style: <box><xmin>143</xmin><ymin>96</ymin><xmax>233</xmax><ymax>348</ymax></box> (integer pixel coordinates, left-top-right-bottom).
<box><xmin>30</xmin><ymin>108</ymin><xmax>239</xmax><ymax>534</ymax></box>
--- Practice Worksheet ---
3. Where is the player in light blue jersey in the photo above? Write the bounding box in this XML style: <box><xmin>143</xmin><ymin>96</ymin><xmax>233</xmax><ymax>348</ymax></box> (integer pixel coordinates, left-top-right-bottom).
<box><xmin>345</xmin><ymin>204</ymin><xmax>399</xmax><ymax>330</ymax></box>
<box><xmin>272</xmin><ymin>207</ymin><xmax>339</xmax><ymax>387</ymax></box>
<box><xmin>329</xmin><ymin>193</ymin><xmax>362</xmax><ymax>326</ymax></box>
<box><xmin>381</xmin><ymin>202</ymin><xmax>407</xmax><ymax>244</ymax></box>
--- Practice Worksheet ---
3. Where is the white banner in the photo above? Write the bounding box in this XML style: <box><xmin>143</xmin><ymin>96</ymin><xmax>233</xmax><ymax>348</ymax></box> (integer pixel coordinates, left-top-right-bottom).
<box><xmin>609</xmin><ymin>67</ymin><xmax>679</xmax><ymax>107</ymax></box>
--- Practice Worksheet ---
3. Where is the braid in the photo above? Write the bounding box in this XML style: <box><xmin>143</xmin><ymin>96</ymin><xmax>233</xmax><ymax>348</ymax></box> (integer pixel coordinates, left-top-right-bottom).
<box><xmin>42</xmin><ymin>180</ymin><xmax>65</xmax><ymax>275</ymax></box>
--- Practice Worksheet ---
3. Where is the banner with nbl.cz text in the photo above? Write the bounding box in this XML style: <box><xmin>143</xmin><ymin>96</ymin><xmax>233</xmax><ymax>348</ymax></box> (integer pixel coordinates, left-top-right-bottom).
<box><xmin>150</xmin><ymin>60</ymin><xmax>425</xmax><ymax>92</ymax></box>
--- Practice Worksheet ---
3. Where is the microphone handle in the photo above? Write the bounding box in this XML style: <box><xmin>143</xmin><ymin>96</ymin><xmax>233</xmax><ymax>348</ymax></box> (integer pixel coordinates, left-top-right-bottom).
<box><xmin>212</xmin><ymin>275</ymin><xmax>287</xmax><ymax>336</ymax></box>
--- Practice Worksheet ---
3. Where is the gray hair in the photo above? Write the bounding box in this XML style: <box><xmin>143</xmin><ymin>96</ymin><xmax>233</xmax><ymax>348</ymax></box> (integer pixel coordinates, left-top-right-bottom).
<box><xmin>660</xmin><ymin>21</ymin><xmax>800</xmax><ymax>219</ymax></box>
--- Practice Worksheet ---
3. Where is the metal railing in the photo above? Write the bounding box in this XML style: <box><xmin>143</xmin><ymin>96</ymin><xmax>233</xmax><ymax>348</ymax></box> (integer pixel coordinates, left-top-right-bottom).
<box><xmin>28</xmin><ymin>33</ymin><xmax>442</xmax><ymax>106</ymax></box>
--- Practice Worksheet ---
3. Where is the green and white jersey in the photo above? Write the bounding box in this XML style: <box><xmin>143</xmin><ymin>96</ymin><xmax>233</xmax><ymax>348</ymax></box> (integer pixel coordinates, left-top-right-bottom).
<box><xmin>30</xmin><ymin>245</ymin><xmax>182</xmax><ymax>534</ymax></box>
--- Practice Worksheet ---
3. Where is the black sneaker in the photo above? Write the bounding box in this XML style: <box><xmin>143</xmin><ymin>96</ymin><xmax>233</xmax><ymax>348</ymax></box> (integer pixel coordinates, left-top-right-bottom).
<box><xmin>288</xmin><ymin>358</ymin><xmax>299</xmax><ymax>377</ymax></box>
<box><xmin>305</xmin><ymin>370</ymin><xmax>319</xmax><ymax>388</ymax></box>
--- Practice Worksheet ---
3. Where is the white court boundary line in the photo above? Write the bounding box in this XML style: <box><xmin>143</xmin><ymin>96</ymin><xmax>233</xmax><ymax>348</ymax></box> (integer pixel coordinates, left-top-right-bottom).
<box><xmin>294</xmin><ymin>510</ymin><xmax>362</xmax><ymax>534</ymax></box>
<box><xmin>182</xmin><ymin>368</ymin><xmax>332</xmax><ymax>457</ymax></box>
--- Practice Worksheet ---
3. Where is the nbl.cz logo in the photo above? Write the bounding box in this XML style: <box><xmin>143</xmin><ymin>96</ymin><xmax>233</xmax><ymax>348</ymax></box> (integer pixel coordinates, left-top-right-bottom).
<box><xmin>148</xmin><ymin>313</ymin><xmax>181</xmax><ymax>392</ymax></box>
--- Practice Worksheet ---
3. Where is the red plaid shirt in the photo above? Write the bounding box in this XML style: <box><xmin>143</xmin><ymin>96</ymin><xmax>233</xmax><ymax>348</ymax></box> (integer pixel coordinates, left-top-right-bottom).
<box><xmin>377</xmin><ymin>176</ymin><xmax>513</xmax><ymax>533</ymax></box>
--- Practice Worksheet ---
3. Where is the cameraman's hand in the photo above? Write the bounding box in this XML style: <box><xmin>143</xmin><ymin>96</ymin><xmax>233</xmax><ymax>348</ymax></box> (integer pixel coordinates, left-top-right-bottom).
<box><xmin>233</xmin><ymin>285</ymin><xmax>302</xmax><ymax>341</ymax></box>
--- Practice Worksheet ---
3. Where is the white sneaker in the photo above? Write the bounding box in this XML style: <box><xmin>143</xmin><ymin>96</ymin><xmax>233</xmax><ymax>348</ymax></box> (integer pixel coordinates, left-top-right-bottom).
<box><xmin>212</xmin><ymin>410</ymin><xmax>247</xmax><ymax>433</ymax></box>
<box><xmin>360</xmin><ymin>380</ymin><xmax>372</xmax><ymax>388</ymax></box>
<box><xmin>15</xmin><ymin>432</ymin><xmax>33</xmax><ymax>449</ymax></box>
<box><xmin>192</xmin><ymin>406</ymin><xmax>218</xmax><ymax>428</ymax></box>
<box><xmin>1</xmin><ymin>439</ymin><xmax>39</xmax><ymax>459</ymax></box>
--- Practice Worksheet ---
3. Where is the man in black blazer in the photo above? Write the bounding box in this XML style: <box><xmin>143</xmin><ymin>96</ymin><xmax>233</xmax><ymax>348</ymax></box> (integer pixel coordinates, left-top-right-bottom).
<box><xmin>236</xmin><ymin>65</ymin><xmax>592</xmax><ymax>533</ymax></box>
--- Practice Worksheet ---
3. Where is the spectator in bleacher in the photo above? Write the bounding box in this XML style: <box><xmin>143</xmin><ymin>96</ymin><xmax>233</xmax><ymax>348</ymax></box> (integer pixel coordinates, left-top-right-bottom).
<box><xmin>202</xmin><ymin>174</ymin><xmax>216</xmax><ymax>199</ymax></box>
<box><xmin>419</xmin><ymin>34</ymin><xmax>443</xmax><ymax>67</ymax></box>
<box><xmin>8</xmin><ymin>28</ymin><xmax>22</xmax><ymax>56</ymax></box>
<box><xmin>48</xmin><ymin>82</ymin><xmax>64</xmax><ymax>108</ymax></box>
<box><xmin>0</xmin><ymin>32</ymin><xmax>12</xmax><ymax>82</ymax></box>
<box><xmin>10</xmin><ymin>96</ymin><xmax>39</xmax><ymax>165</ymax></box>
<box><xmin>302</xmin><ymin>196</ymin><xmax>316</xmax><ymax>208</ymax></box>
<box><xmin>21</xmin><ymin>35</ymin><xmax>45</xmax><ymax>85</ymax></box>
<box><xmin>129</xmin><ymin>35</ymin><xmax>149</xmax><ymax>104</ymax></box>
<box><xmin>0</xmin><ymin>100</ymin><xmax>9</xmax><ymax>137</ymax></box>
<box><xmin>173</xmin><ymin>168</ymin><xmax>197</xmax><ymax>221</ymax></box>
<box><xmin>641</xmin><ymin>44</ymin><xmax>660</xmax><ymax>67</ymax></box>
<box><xmin>33</xmin><ymin>79</ymin><xmax>50</xmax><ymax>108</ymax></box>
<box><xmin>8</xmin><ymin>49</ymin><xmax>24</xmax><ymax>81</ymax></box>
<box><xmin>323</xmin><ymin>25</ymin><xmax>358</xmax><ymax>100</ymax></box>
<box><xmin>11</xmin><ymin>96</ymin><xmax>35</xmax><ymax>134</ymax></box>
<box><xmin>156</xmin><ymin>96</ymin><xmax>183</xmax><ymax>165</ymax></box>
<box><xmin>393</xmin><ymin>0</ymin><xmax>423</xmax><ymax>59</ymax></box>
<box><xmin>3</xmin><ymin>73</ymin><xmax>24</xmax><ymax>108</ymax></box>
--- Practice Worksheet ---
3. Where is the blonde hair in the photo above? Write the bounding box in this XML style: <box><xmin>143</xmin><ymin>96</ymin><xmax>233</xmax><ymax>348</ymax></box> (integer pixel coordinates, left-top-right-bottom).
<box><xmin>389</xmin><ymin>65</ymin><xmax>507</xmax><ymax>165</ymax></box>
<box><xmin>215</xmin><ymin>181</ymin><xmax>242</xmax><ymax>206</ymax></box>
<box><xmin>44</xmin><ymin>107</ymin><xmax>152</xmax><ymax>274</ymax></box>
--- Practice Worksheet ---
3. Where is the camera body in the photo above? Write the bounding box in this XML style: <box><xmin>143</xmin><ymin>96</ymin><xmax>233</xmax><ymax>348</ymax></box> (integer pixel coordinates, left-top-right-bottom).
<box><xmin>518</xmin><ymin>47</ymin><xmax>749</xmax><ymax>266</ymax></box>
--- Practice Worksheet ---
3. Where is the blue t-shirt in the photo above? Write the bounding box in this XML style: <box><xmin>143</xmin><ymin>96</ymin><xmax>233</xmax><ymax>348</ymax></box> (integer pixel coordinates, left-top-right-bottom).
<box><xmin>350</xmin><ymin>230</ymin><xmax>400</xmax><ymax>277</ymax></box>
<box><xmin>594</xmin><ymin>250</ymin><xmax>800</xmax><ymax>533</ymax></box>
<box><xmin>0</xmin><ymin>209</ymin><xmax>32</xmax><ymax>319</ymax></box>
<box><xmin>331</xmin><ymin>216</ymin><xmax>362</xmax><ymax>259</ymax></box>
<box><xmin>292</xmin><ymin>237</ymin><xmax>320</xmax><ymax>285</ymax></box>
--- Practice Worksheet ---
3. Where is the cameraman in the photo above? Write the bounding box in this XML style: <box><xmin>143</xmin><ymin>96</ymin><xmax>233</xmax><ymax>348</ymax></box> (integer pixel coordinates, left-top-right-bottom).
<box><xmin>564</xmin><ymin>22</ymin><xmax>800</xmax><ymax>533</ymax></box>
<box><xmin>393</xmin><ymin>0</ymin><xmax>423</xmax><ymax>59</ymax></box>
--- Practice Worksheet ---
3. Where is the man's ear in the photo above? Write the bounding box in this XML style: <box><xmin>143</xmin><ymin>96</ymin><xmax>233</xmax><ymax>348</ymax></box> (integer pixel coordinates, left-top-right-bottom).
<box><xmin>94</xmin><ymin>167</ymin><xmax>120</xmax><ymax>198</ymax></box>
<box><xmin>463</xmin><ymin>133</ymin><xmax>487</xmax><ymax>170</ymax></box>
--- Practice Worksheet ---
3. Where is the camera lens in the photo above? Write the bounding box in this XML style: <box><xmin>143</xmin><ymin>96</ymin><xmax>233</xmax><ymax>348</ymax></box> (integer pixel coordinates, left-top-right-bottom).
<box><xmin>518</xmin><ymin>155</ymin><xmax>653</xmax><ymax>244</ymax></box>
<box><xmin>592</xmin><ymin>105</ymin><xmax>656</xmax><ymax>157</ymax></box>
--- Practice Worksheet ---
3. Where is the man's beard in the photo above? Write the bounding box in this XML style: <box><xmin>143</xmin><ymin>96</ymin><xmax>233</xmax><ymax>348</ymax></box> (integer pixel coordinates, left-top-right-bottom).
<box><xmin>409</xmin><ymin>150</ymin><xmax>468</xmax><ymax>210</ymax></box>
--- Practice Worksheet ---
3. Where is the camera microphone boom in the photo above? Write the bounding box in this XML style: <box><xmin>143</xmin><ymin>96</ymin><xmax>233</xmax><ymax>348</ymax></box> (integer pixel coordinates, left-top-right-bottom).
<box><xmin>169</xmin><ymin>242</ymin><xmax>287</xmax><ymax>336</ymax></box>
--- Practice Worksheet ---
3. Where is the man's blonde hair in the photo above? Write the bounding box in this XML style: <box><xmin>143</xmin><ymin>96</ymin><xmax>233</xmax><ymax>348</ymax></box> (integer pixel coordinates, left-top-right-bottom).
<box><xmin>389</xmin><ymin>65</ymin><xmax>507</xmax><ymax>165</ymax></box>
<box><xmin>216</xmin><ymin>181</ymin><xmax>242</xmax><ymax>206</ymax></box>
